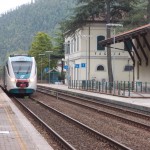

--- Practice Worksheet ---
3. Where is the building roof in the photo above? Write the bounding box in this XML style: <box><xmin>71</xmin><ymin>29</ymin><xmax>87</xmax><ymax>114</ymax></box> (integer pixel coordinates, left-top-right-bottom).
<box><xmin>64</xmin><ymin>20</ymin><xmax>107</xmax><ymax>37</ymax></box>
<box><xmin>99</xmin><ymin>24</ymin><xmax>150</xmax><ymax>46</ymax></box>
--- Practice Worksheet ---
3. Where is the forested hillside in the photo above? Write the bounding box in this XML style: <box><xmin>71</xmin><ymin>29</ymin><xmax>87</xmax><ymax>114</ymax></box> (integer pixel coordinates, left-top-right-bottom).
<box><xmin>0</xmin><ymin>0</ymin><xmax>149</xmax><ymax>66</ymax></box>
<box><xmin>0</xmin><ymin>0</ymin><xmax>75</xmax><ymax>64</ymax></box>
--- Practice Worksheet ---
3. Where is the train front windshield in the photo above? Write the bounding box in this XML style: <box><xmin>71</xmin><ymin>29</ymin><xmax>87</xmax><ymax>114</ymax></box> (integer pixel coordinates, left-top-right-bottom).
<box><xmin>12</xmin><ymin>61</ymin><xmax>32</xmax><ymax>78</ymax></box>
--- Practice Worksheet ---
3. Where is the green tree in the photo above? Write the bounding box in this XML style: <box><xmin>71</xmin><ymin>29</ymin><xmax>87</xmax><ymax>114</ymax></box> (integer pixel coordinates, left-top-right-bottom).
<box><xmin>147</xmin><ymin>0</ymin><xmax>150</xmax><ymax>21</ymax></box>
<box><xmin>28</xmin><ymin>32</ymin><xmax>54</xmax><ymax>78</ymax></box>
<box><xmin>0</xmin><ymin>0</ymin><xmax>75</xmax><ymax>66</ymax></box>
<box><xmin>53</xmin><ymin>30</ymin><xmax>65</xmax><ymax>55</ymax></box>
<box><xmin>53</xmin><ymin>30</ymin><xmax>65</xmax><ymax>81</ymax></box>
<box><xmin>124</xmin><ymin>0</ymin><xmax>150</xmax><ymax>29</ymax></box>
<box><xmin>63</xmin><ymin>0</ymin><xmax>137</xmax><ymax>34</ymax></box>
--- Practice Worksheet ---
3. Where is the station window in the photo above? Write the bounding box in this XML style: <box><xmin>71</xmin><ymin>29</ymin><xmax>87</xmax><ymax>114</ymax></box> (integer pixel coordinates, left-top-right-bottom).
<box><xmin>97</xmin><ymin>65</ymin><xmax>104</xmax><ymax>71</ymax></box>
<box><xmin>65</xmin><ymin>41</ymin><xmax>70</xmax><ymax>54</ymax></box>
<box><xmin>74</xmin><ymin>37</ymin><xmax>76</xmax><ymax>52</ymax></box>
<box><xmin>71</xmin><ymin>40</ymin><xmax>73</xmax><ymax>53</ymax></box>
<box><xmin>97</xmin><ymin>35</ymin><xmax>105</xmax><ymax>50</ymax></box>
<box><xmin>77</xmin><ymin>36</ymin><xmax>79</xmax><ymax>51</ymax></box>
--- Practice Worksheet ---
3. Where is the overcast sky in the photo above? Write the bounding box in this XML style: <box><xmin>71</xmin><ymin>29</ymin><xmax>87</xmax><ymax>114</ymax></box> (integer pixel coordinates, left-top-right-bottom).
<box><xmin>0</xmin><ymin>0</ymin><xmax>32</xmax><ymax>14</ymax></box>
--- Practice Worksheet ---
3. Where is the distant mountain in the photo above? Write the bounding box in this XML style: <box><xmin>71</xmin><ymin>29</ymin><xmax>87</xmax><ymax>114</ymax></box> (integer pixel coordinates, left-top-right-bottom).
<box><xmin>0</xmin><ymin>0</ymin><xmax>75</xmax><ymax>64</ymax></box>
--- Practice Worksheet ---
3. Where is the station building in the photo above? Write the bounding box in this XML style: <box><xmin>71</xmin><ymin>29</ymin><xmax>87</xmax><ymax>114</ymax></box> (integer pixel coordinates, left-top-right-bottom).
<box><xmin>64</xmin><ymin>21</ymin><xmax>132</xmax><ymax>84</ymax></box>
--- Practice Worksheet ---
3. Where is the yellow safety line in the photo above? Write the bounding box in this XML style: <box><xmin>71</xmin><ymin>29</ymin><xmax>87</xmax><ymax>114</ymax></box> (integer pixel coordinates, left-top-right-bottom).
<box><xmin>4</xmin><ymin>107</ymin><xmax>27</xmax><ymax>150</ymax></box>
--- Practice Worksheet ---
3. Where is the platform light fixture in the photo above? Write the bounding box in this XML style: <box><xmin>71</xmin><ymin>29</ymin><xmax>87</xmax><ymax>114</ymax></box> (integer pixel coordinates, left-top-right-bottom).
<box><xmin>62</xmin><ymin>58</ymin><xmax>70</xmax><ymax>86</ymax></box>
<box><xmin>45</xmin><ymin>51</ymin><xmax>53</xmax><ymax>84</ymax></box>
<box><xmin>38</xmin><ymin>54</ymin><xmax>45</xmax><ymax>83</ymax></box>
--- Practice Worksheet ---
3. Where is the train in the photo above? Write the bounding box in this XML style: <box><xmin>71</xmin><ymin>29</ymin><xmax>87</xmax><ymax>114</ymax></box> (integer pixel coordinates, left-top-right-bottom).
<box><xmin>2</xmin><ymin>54</ymin><xmax>37</xmax><ymax>95</ymax></box>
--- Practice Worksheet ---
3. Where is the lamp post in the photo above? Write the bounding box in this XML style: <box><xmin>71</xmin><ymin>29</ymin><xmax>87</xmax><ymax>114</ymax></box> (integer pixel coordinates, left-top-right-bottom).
<box><xmin>80</xmin><ymin>34</ymin><xmax>93</xmax><ymax>83</ymax></box>
<box><xmin>106</xmin><ymin>23</ymin><xmax>123</xmax><ymax>82</ymax></box>
<box><xmin>38</xmin><ymin>54</ymin><xmax>45</xmax><ymax>83</ymax></box>
<box><xmin>45</xmin><ymin>51</ymin><xmax>53</xmax><ymax>84</ymax></box>
<box><xmin>62</xmin><ymin>58</ymin><xmax>70</xmax><ymax>85</ymax></box>
<box><xmin>63</xmin><ymin>42</ymin><xmax>71</xmax><ymax>85</ymax></box>
<box><xmin>128</xmin><ymin>58</ymin><xmax>131</xmax><ymax>83</ymax></box>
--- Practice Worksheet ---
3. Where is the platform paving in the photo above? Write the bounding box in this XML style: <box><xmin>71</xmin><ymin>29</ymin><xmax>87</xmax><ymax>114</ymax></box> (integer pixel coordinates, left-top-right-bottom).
<box><xmin>0</xmin><ymin>88</ymin><xmax>53</xmax><ymax>150</ymax></box>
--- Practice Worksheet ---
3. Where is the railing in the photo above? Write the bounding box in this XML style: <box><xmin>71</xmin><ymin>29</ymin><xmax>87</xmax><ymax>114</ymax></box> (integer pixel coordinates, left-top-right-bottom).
<box><xmin>68</xmin><ymin>80</ymin><xmax>150</xmax><ymax>97</ymax></box>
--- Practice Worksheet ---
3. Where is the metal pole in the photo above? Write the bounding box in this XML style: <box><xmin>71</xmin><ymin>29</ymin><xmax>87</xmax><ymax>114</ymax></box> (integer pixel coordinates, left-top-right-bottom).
<box><xmin>74</xmin><ymin>64</ymin><xmax>76</xmax><ymax>81</ymax></box>
<box><xmin>106</xmin><ymin>23</ymin><xmax>123</xmax><ymax>83</ymax></box>
<box><xmin>49</xmin><ymin>53</ymin><xmax>50</xmax><ymax>84</ymax></box>
<box><xmin>86</xmin><ymin>38</ymin><xmax>87</xmax><ymax>83</ymax></box>
<box><xmin>88</xmin><ymin>25</ymin><xmax>90</xmax><ymax>81</ymax></box>
<box><xmin>41</xmin><ymin>57</ymin><xmax>42</xmax><ymax>82</ymax></box>
<box><xmin>39</xmin><ymin>54</ymin><xmax>45</xmax><ymax>83</ymax></box>
<box><xmin>45</xmin><ymin>51</ymin><xmax>53</xmax><ymax>84</ymax></box>
<box><xmin>128</xmin><ymin>59</ymin><xmax>130</xmax><ymax>83</ymax></box>
<box><xmin>68</xmin><ymin>53</ymin><xmax>69</xmax><ymax>85</ymax></box>
<box><xmin>113</xmin><ymin>28</ymin><xmax>115</xmax><ymax>82</ymax></box>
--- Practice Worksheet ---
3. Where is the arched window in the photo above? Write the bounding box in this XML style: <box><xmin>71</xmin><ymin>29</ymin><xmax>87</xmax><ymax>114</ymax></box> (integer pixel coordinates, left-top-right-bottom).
<box><xmin>97</xmin><ymin>65</ymin><xmax>104</xmax><ymax>71</ymax></box>
<box><xmin>97</xmin><ymin>35</ymin><xmax>105</xmax><ymax>50</ymax></box>
<box><xmin>65</xmin><ymin>41</ymin><xmax>70</xmax><ymax>54</ymax></box>
<box><xmin>124</xmin><ymin>65</ymin><xmax>133</xmax><ymax>71</ymax></box>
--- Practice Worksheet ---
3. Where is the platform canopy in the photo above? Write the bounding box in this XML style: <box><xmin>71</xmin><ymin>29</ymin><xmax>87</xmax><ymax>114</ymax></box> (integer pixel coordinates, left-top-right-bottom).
<box><xmin>99</xmin><ymin>24</ymin><xmax>150</xmax><ymax>66</ymax></box>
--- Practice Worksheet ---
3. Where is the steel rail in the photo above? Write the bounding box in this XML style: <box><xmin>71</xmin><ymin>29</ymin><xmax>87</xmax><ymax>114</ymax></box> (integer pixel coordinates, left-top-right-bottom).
<box><xmin>30</xmin><ymin>97</ymin><xmax>132</xmax><ymax>150</ymax></box>
<box><xmin>13</xmin><ymin>97</ymin><xmax>76</xmax><ymax>150</ymax></box>
<box><xmin>37</xmin><ymin>88</ymin><xmax>150</xmax><ymax>132</ymax></box>
<box><xmin>38</xmin><ymin>86</ymin><xmax>150</xmax><ymax>120</ymax></box>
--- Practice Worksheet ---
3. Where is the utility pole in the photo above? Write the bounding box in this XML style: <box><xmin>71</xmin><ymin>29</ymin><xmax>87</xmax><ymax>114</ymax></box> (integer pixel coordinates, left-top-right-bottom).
<box><xmin>38</xmin><ymin>54</ymin><xmax>45</xmax><ymax>83</ymax></box>
<box><xmin>45</xmin><ymin>51</ymin><xmax>53</xmax><ymax>84</ymax></box>
<box><xmin>106</xmin><ymin>0</ymin><xmax>113</xmax><ymax>84</ymax></box>
<box><xmin>106</xmin><ymin>23</ymin><xmax>123</xmax><ymax>82</ymax></box>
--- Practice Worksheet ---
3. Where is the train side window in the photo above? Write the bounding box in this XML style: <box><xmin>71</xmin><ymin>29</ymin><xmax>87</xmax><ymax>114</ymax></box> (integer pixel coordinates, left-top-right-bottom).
<box><xmin>6</xmin><ymin>63</ymin><xmax>10</xmax><ymax>75</ymax></box>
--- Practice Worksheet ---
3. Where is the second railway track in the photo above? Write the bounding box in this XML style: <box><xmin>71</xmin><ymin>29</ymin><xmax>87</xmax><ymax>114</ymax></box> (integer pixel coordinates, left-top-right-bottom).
<box><xmin>37</xmin><ymin>86</ymin><xmax>150</xmax><ymax>128</ymax></box>
<box><xmin>12</xmin><ymin>96</ymin><xmax>131</xmax><ymax>150</ymax></box>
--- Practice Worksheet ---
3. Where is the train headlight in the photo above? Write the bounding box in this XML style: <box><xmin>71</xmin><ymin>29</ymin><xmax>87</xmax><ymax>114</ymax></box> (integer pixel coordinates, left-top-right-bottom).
<box><xmin>29</xmin><ymin>78</ymin><xmax>34</xmax><ymax>82</ymax></box>
<box><xmin>10</xmin><ymin>78</ymin><xmax>16</xmax><ymax>82</ymax></box>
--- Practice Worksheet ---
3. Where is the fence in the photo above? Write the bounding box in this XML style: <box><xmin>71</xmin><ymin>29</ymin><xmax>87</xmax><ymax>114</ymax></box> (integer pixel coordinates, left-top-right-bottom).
<box><xmin>68</xmin><ymin>80</ymin><xmax>150</xmax><ymax>97</ymax></box>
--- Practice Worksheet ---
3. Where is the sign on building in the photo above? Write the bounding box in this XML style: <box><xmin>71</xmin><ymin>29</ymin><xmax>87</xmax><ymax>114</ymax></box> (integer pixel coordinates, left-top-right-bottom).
<box><xmin>81</xmin><ymin>63</ymin><xmax>86</xmax><ymax>68</ymax></box>
<box><xmin>75</xmin><ymin>64</ymin><xmax>80</xmax><ymax>68</ymax></box>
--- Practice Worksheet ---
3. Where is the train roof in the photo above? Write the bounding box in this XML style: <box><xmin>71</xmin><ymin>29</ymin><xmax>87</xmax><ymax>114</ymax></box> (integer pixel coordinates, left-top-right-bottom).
<box><xmin>9</xmin><ymin>54</ymin><xmax>34</xmax><ymax>62</ymax></box>
<box><xmin>10</xmin><ymin>54</ymin><xmax>31</xmax><ymax>57</ymax></box>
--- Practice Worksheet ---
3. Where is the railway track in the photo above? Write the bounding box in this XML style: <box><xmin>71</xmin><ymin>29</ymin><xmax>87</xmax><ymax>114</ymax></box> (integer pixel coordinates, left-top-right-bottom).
<box><xmin>12</xmin><ymin>97</ymin><xmax>75</xmax><ymax>150</ymax></box>
<box><xmin>12</xmin><ymin>97</ymin><xmax>131</xmax><ymax>150</ymax></box>
<box><xmin>34</xmin><ymin>85</ymin><xmax>150</xmax><ymax>149</ymax></box>
<box><xmin>37</xmin><ymin>85</ymin><xmax>150</xmax><ymax>115</ymax></box>
<box><xmin>37</xmin><ymin>86</ymin><xmax>150</xmax><ymax>130</ymax></box>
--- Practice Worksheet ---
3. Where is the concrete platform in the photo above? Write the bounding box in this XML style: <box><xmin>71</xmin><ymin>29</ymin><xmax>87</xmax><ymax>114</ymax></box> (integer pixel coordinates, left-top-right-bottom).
<box><xmin>0</xmin><ymin>88</ymin><xmax>53</xmax><ymax>150</ymax></box>
<box><xmin>38</xmin><ymin>84</ymin><xmax>150</xmax><ymax>113</ymax></box>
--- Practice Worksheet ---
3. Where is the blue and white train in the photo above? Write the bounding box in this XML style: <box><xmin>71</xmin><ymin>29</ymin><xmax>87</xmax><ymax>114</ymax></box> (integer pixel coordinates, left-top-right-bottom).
<box><xmin>3</xmin><ymin>54</ymin><xmax>37</xmax><ymax>95</ymax></box>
